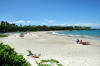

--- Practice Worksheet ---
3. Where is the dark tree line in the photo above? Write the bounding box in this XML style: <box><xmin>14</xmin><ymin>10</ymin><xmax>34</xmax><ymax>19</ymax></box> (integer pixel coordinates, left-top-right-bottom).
<box><xmin>0</xmin><ymin>21</ymin><xmax>91</xmax><ymax>33</ymax></box>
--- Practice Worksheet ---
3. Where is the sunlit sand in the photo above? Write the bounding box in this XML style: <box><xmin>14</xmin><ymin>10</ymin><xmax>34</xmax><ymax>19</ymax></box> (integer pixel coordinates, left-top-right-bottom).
<box><xmin>0</xmin><ymin>31</ymin><xmax>100</xmax><ymax>66</ymax></box>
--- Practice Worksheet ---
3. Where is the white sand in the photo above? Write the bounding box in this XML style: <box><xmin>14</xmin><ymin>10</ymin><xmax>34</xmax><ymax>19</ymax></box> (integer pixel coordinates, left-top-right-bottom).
<box><xmin>0</xmin><ymin>31</ymin><xmax>100</xmax><ymax>66</ymax></box>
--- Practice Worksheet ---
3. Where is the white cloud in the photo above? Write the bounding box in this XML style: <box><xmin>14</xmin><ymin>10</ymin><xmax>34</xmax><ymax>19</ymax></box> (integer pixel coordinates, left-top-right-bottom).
<box><xmin>15</xmin><ymin>20</ymin><xmax>25</xmax><ymax>23</ymax></box>
<box><xmin>44</xmin><ymin>19</ymin><xmax>56</xmax><ymax>23</ymax></box>
<box><xmin>54</xmin><ymin>24</ymin><xmax>74</xmax><ymax>26</ymax></box>
<box><xmin>55</xmin><ymin>24</ymin><xmax>67</xmax><ymax>26</ymax></box>
<box><xmin>27</xmin><ymin>21</ymin><xmax>31</xmax><ymax>23</ymax></box>
<box><xmin>9</xmin><ymin>20</ymin><xmax>25</xmax><ymax>23</ymax></box>
<box><xmin>78</xmin><ymin>24</ymin><xmax>100</xmax><ymax>26</ymax></box>
<box><xmin>54</xmin><ymin>24</ymin><xmax>100</xmax><ymax>26</ymax></box>
<box><xmin>9</xmin><ymin>20</ymin><xmax>32</xmax><ymax>24</ymax></box>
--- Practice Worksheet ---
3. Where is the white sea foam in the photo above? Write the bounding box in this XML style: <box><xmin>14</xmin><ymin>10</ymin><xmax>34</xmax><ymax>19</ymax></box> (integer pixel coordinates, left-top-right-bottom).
<box><xmin>52</xmin><ymin>32</ymin><xmax>57</xmax><ymax>34</ymax></box>
<box><xmin>49</xmin><ymin>31</ymin><xmax>100</xmax><ymax>40</ymax></box>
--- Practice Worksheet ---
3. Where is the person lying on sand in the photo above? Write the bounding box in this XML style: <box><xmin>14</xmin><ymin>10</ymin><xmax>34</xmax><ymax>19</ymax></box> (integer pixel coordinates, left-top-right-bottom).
<box><xmin>27</xmin><ymin>50</ymin><xmax>40</xmax><ymax>58</ymax></box>
<box><xmin>81</xmin><ymin>42</ymin><xmax>90</xmax><ymax>45</ymax></box>
<box><xmin>79</xmin><ymin>40</ymin><xmax>90</xmax><ymax>45</ymax></box>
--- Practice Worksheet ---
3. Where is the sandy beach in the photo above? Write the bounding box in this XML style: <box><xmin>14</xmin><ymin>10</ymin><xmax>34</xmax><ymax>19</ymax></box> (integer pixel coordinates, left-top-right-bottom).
<box><xmin>0</xmin><ymin>31</ymin><xmax>100</xmax><ymax>66</ymax></box>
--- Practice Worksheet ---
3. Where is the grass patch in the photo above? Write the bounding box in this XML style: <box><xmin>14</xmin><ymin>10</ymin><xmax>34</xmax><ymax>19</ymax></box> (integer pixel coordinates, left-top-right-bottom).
<box><xmin>37</xmin><ymin>59</ymin><xmax>63</xmax><ymax>66</ymax></box>
<box><xmin>0</xmin><ymin>34</ymin><xmax>8</xmax><ymax>37</ymax></box>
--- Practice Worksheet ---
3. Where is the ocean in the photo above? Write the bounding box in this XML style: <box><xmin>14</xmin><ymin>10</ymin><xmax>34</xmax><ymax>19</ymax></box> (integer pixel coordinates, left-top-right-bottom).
<box><xmin>50</xmin><ymin>30</ymin><xmax>100</xmax><ymax>40</ymax></box>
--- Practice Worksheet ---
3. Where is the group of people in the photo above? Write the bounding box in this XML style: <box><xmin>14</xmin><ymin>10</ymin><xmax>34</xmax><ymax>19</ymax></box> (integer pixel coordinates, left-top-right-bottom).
<box><xmin>19</xmin><ymin>32</ymin><xmax>25</xmax><ymax>37</ymax></box>
<box><xmin>76</xmin><ymin>39</ymin><xmax>90</xmax><ymax>45</ymax></box>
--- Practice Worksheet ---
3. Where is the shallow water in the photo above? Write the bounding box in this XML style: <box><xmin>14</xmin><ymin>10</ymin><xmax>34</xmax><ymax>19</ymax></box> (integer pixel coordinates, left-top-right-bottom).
<box><xmin>50</xmin><ymin>30</ymin><xmax>100</xmax><ymax>40</ymax></box>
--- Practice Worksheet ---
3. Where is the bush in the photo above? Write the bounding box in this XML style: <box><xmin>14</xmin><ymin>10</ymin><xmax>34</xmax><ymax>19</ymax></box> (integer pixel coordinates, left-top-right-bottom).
<box><xmin>0</xmin><ymin>43</ymin><xmax>31</xmax><ymax>66</ymax></box>
<box><xmin>0</xmin><ymin>35</ymin><xmax>8</xmax><ymax>37</ymax></box>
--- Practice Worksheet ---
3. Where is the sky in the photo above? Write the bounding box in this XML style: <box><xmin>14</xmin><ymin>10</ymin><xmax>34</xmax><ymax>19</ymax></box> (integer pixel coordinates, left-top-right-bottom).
<box><xmin>0</xmin><ymin>0</ymin><xmax>100</xmax><ymax>28</ymax></box>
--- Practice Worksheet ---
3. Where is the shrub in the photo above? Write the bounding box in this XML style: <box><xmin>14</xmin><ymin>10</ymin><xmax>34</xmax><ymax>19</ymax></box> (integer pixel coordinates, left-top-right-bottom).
<box><xmin>0</xmin><ymin>35</ymin><xmax>8</xmax><ymax>37</ymax></box>
<box><xmin>0</xmin><ymin>43</ymin><xmax>31</xmax><ymax>66</ymax></box>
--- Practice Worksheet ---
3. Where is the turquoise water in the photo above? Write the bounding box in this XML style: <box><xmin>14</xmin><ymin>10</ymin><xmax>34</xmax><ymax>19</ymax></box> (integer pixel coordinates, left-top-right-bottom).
<box><xmin>53</xmin><ymin>30</ymin><xmax>100</xmax><ymax>40</ymax></box>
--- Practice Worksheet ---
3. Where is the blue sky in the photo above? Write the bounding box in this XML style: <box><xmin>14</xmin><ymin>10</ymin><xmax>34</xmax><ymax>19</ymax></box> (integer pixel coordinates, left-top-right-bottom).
<box><xmin>0</xmin><ymin>0</ymin><xmax>100</xmax><ymax>28</ymax></box>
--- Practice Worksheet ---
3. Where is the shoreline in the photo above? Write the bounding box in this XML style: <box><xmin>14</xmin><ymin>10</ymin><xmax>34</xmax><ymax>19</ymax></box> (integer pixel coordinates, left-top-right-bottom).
<box><xmin>48</xmin><ymin>31</ymin><xmax>100</xmax><ymax>40</ymax></box>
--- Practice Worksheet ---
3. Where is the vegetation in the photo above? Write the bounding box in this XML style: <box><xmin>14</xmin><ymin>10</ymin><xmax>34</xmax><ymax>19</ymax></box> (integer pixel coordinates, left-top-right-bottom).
<box><xmin>0</xmin><ymin>34</ymin><xmax>8</xmax><ymax>37</ymax></box>
<box><xmin>0</xmin><ymin>21</ymin><xmax>91</xmax><ymax>33</ymax></box>
<box><xmin>37</xmin><ymin>59</ymin><xmax>63</xmax><ymax>66</ymax></box>
<box><xmin>0</xmin><ymin>43</ymin><xmax>31</xmax><ymax>66</ymax></box>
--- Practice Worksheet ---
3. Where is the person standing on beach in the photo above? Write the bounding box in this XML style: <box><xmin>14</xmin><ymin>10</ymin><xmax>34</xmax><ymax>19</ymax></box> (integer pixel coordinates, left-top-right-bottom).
<box><xmin>76</xmin><ymin>39</ymin><xmax>79</xmax><ymax>44</ymax></box>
